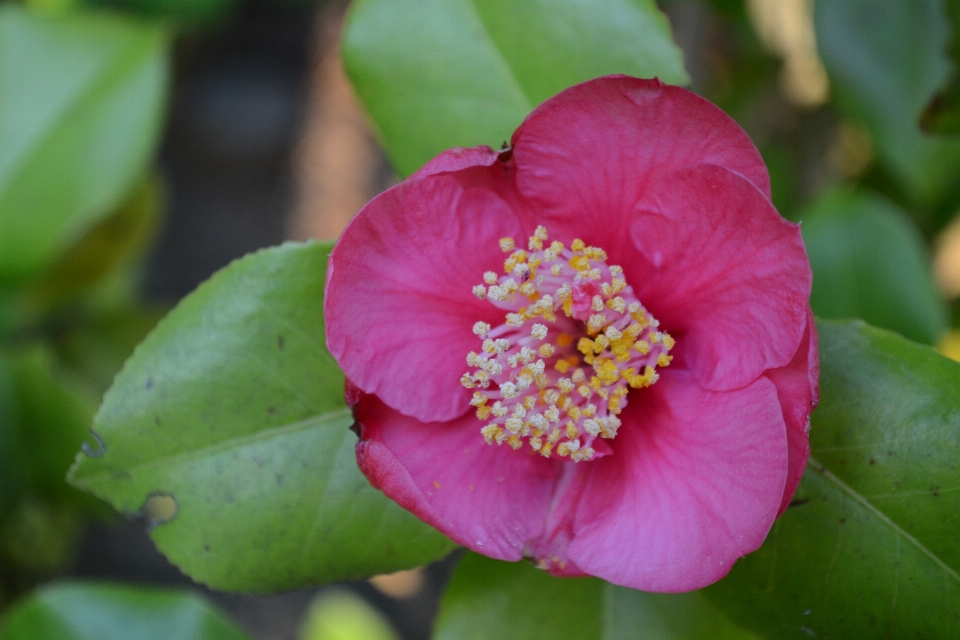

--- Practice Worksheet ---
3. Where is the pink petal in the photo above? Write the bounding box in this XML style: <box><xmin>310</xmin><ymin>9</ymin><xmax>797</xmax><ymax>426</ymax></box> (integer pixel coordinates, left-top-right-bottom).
<box><xmin>565</xmin><ymin>370</ymin><xmax>788</xmax><ymax>592</ymax></box>
<box><xmin>767</xmin><ymin>309</ymin><xmax>819</xmax><ymax>515</ymax></box>
<box><xmin>325</xmin><ymin>171</ymin><xmax>523</xmax><ymax>422</ymax></box>
<box><xmin>507</xmin><ymin>76</ymin><xmax>770</xmax><ymax>259</ymax></box>
<box><xmin>411</xmin><ymin>145</ymin><xmax>500</xmax><ymax>179</ymax></box>
<box><xmin>353</xmin><ymin>391</ymin><xmax>560</xmax><ymax>559</ymax></box>
<box><xmin>629</xmin><ymin>164</ymin><xmax>811</xmax><ymax>391</ymax></box>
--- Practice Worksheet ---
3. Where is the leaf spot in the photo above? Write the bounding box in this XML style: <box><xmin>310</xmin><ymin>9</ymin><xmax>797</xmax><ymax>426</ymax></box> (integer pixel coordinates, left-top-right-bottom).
<box><xmin>140</xmin><ymin>493</ymin><xmax>177</xmax><ymax>531</ymax></box>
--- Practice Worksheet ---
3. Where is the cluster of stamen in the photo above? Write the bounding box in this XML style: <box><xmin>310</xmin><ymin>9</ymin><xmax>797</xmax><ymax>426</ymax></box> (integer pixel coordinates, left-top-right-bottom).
<box><xmin>461</xmin><ymin>226</ymin><xmax>674</xmax><ymax>462</ymax></box>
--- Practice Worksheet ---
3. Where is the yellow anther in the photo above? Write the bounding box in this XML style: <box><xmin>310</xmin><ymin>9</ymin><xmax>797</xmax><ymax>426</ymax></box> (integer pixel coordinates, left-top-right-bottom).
<box><xmin>481</xmin><ymin>424</ymin><xmax>502</xmax><ymax>444</ymax></box>
<box><xmin>508</xmin><ymin>435</ymin><xmax>523</xmax><ymax>449</ymax></box>
<box><xmin>589</xmin><ymin>376</ymin><xmax>602</xmax><ymax>391</ymax></box>
<box><xmin>556</xmin><ymin>333</ymin><xmax>574</xmax><ymax>347</ymax></box>
<box><xmin>578</xmin><ymin>337</ymin><xmax>594</xmax><ymax>355</ymax></box>
<box><xmin>571</xmin><ymin>239</ymin><xmax>586</xmax><ymax>252</ymax></box>
<box><xmin>591</xmin><ymin>295</ymin><xmax>604</xmax><ymax>312</ymax></box>
<box><xmin>550</xmin><ymin>264</ymin><xmax>563</xmax><ymax>276</ymax></box>
<box><xmin>634</xmin><ymin>340</ymin><xmax>651</xmax><ymax>355</ymax></box>
<box><xmin>611</xmin><ymin>278</ymin><xmax>626</xmax><ymax>293</ymax></box>
<box><xmin>569</xmin><ymin>255</ymin><xmax>590</xmax><ymax>271</ymax></box>
<box><xmin>472</xmin><ymin>285</ymin><xmax>486</xmax><ymax>299</ymax></box>
<box><xmin>529</xmin><ymin>436</ymin><xmax>543</xmax><ymax>451</ymax></box>
<box><xmin>608</xmin><ymin>396</ymin><xmax>622</xmax><ymax>414</ymax></box>
<box><xmin>534</xmin><ymin>225</ymin><xmax>548</xmax><ymax>240</ymax></box>
<box><xmin>565</xmin><ymin>422</ymin><xmax>579</xmax><ymax>439</ymax></box>
<box><xmin>483</xmin><ymin>271</ymin><xmax>498</xmax><ymax>284</ymax></box>
<box><xmin>539</xmin><ymin>343</ymin><xmax>555</xmax><ymax>357</ymax></box>
<box><xmin>549</xmin><ymin>240</ymin><xmax>563</xmax><ymax>253</ymax></box>
<box><xmin>554</xmin><ymin>359</ymin><xmax>571</xmax><ymax>373</ymax></box>
<box><xmin>587</xmin><ymin>314</ymin><xmax>607</xmax><ymax>335</ymax></box>
<box><xmin>657</xmin><ymin>353</ymin><xmax>673</xmax><ymax>367</ymax></box>
<box><xmin>470</xmin><ymin>392</ymin><xmax>487</xmax><ymax>406</ymax></box>
<box><xmin>473</xmin><ymin>321</ymin><xmax>491</xmax><ymax>336</ymax></box>
<box><xmin>592</xmin><ymin>335</ymin><xmax>609</xmax><ymax>354</ymax></box>
<box><xmin>539</xmin><ymin>443</ymin><xmax>554</xmax><ymax>457</ymax></box>
<box><xmin>578</xmin><ymin>384</ymin><xmax>592</xmax><ymax>398</ymax></box>
<box><xmin>662</xmin><ymin>333</ymin><xmax>676</xmax><ymax>350</ymax></box>
<box><xmin>582</xmin><ymin>404</ymin><xmax>597</xmax><ymax>417</ymax></box>
<box><xmin>476</xmin><ymin>406</ymin><xmax>492</xmax><ymax>420</ymax></box>
<box><xmin>529</xmin><ymin>235</ymin><xmax>543</xmax><ymax>250</ymax></box>
<box><xmin>523</xmin><ymin>396</ymin><xmax>537</xmax><ymax>410</ymax></box>
<box><xmin>567</xmin><ymin>405</ymin><xmax>581</xmax><ymax>421</ymax></box>
<box><xmin>531</xmin><ymin>324</ymin><xmax>548</xmax><ymax>340</ymax></box>
<box><xmin>499</xmin><ymin>237</ymin><xmax>516</xmax><ymax>252</ymax></box>
<box><xmin>607</xmin><ymin>297</ymin><xmax>626</xmax><ymax>313</ymax></box>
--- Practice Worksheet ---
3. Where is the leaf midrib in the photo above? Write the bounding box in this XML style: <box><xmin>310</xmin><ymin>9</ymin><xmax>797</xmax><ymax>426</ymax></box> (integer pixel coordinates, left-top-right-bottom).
<box><xmin>808</xmin><ymin>455</ymin><xmax>960</xmax><ymax>585</ymax></box>
<box><xmin>72</xmin><ymin>408</ymin><xmax>351</xmax><ymax>486</ymax></box>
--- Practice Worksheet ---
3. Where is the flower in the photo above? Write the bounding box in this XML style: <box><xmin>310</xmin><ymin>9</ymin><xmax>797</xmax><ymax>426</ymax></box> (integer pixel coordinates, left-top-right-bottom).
<box><xmin>325</xmin><ymin>76</ymin><xmax>818</xmax><ymax>592</ymax></box>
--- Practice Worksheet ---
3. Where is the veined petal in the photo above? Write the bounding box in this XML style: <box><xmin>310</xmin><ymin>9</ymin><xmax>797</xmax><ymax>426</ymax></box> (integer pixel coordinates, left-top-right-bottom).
<box><xmin>565</xmin><ymin>371</ymin><xmax>788</xmax><ymax>592</ymax></box>
<box><xmin>629</xmin><ymin>164</ymin><xmax>811</xmax><ymax>391</ymax></box>
<box><xmin>353</xmin><ymin>392</ymin><xmax>560</xmax><ymax>559</ymax></box>
<box><xmin>508</xmin><ymin>76</ymin><xmax>770</xmax><ymax>259</ymax></box>
<box><xmin>326</xmin><ymin>171</ymin><xmax>522</xmax><ymax>422</ymax></box>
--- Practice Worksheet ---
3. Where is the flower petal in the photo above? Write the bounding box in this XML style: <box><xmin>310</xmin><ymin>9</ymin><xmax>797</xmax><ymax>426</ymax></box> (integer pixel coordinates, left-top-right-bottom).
<box><xmin>353</xmin><ymin>391</ymin><xmax>560</xmax><ymax>560</ymax></box>
<box><xmin>767</xmin><ymin>309</ymin><xmax>819</xmax><ymax>515</ymax></box>
<box><xmin>565</xmin><ymin>371</ymin><xmax>788</xmax><ymax>592</ymax></box>
<box><xmin>411</xmin><ymin>145</ymin><xmax>501</xmax><ymax>179</ymax></box>
<box><xmin>325</xmin><ymin>170</ymin><xmax>523</xmax><ymax>422</ymax></box>
<box><xmin>629</xmin><ymin>164</ymin><xmax>811</xmax><ymax>391</ymax></box>
<box><xmin>507</xmin><ymin>76</ymin><xmax>770</xmax><ymax>258</ymax></box>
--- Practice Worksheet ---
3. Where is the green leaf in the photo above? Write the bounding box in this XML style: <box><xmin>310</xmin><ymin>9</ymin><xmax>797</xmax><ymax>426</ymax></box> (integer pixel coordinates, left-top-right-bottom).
<box><xmin>343</xmin><ymin>0</ymin><xmax>688</xmax><ymax>176</ymax></box>
<box><xmin>434</xmin><ymin>552</ymin><xmax>756</xmax><ymax>640</ymax></box>
<box><xmin>82</xmin><ymin>0</ymin><xmax>236</xmax><ymax>25</ymax></box>
<box><xmin>815</xmin><ymin>0</ymin><xmax>960</xmax><ymax>208</ymax></box>
<box><xmin>0</xmin><ymin>5</ymin><xmax>168</xmax><ymax>284</ymax></box>
<box><xmin>300</xmin><ymin>591</ymin><xmax>400</xmax><ymax>640</ymax></box>
<box><xmin>801</xmin><ymin>188</ymin><xmax>948</xmax><ymax>345</ymax></box>
<box><xmin>68</xmin><ymin>242</ymin><xmax>455</xmax><ymax>592</ymax></box>
<box><xmin>920</xmin><ymin>0</ymin><xmax>960</xmax><ymax>135</ymax></box>
<box><xmin>0</xmin><ymin>582</ymin><xmax>251</xmax><ymax>640</ymax></box>
<box><xmin>705</xmin><ymin>320</ymin><xmax>960</xmax><ymax>638</ymax></box>
<box><xmin>24</xmin><ymin>175</ymin><xmax>161</xmax><ymax>310</ymax></box>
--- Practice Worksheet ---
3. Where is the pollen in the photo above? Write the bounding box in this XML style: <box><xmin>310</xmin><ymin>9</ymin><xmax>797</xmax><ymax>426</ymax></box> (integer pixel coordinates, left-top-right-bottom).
<box><xmin>463</xmin><ymin>226</ymin><xmax>673</xmax><ymax>462</ymax></box>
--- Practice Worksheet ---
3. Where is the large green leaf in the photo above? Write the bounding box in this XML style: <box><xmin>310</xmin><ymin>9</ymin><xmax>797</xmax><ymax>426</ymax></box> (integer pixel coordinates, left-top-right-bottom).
<box><xmin>342</xmin><ymin>0</ymin><xmax>688</xmax><ymax>176</ymax></box>
<box><xmin>0</xmin><ymin>5</ymin><xmax>168</xmax><ymax>284</ymax></box>
<box><xmin>815</xmin><ymin>0</ymin><xmax>960</xmax><ymax>208</ymax></box>
<box><xmin>705</xmin><ymin>320</ymin><xmax>960</xmax><ymax>638</ymax></box>
<box><xmin>801</xmin><ymin>189</ymin><xmax>948</xmax><ymax>345</ymax></box>
<box><xmin>0</xmin><ymin>582</ymin><xmax>251</xmax><ymax>640</ymax></box>
<box><xmin>68</xmin><ymin>242</ymin><xmax>455</xmax><ymax>592</ymax></box>
<box><xmin>434</xmin><ymin>552</ymin><xmax>757</xmax><ymax>640</ymax></box>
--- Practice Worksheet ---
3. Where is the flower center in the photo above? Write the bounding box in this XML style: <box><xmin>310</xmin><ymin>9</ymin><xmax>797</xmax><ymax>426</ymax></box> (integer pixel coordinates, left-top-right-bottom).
<box><xmin>461</xmin><ymin>226</ymin><xmax>674</xmax><ymax>462</ymax></box>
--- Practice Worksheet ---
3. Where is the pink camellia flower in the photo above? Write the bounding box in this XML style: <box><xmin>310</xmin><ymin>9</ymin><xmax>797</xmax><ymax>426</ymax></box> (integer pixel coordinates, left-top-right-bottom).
<box><xmin>325</xmin><ymin>76</ymin><xmax>818</xmax><ymax>592</ymax></box>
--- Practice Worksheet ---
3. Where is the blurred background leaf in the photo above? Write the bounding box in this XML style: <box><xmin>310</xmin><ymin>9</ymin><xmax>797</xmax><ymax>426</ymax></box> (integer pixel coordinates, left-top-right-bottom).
<box><xmin>0</xmin><ymin>582</ymin><xmax>253</xmax><ymax>640</ymax></box>
<box><xmin>705</xmin><ymin>320</ymin><xmax>960</xmax><ymax>638</ymax></box>
<box><xmin>343</xmin><ymin>0</ymin><xmax>688</xmax><ymax>176</ymax></box>
<box><xmin>920</xmin><ymin>0</ymin><xmax>960</xmax><ymax>135</ymax></box>
<box><xmin>814</xmin><ymin>0</ymin><xmax>960</xmax><ymax>220</ymax></box>
<box><xmin>0</xmin><ymin>5</ymin><xmax>168</xmax><ymax>285</ymax></box>
<box><xmin>801</xmin><ymin>188</ymin><xmax>949</xmax><ymax>344</ymax></box>
<box><xmin>300</xmin><ymin>591</ymin><xmax>400</xmax><ymax>640</ymax></box>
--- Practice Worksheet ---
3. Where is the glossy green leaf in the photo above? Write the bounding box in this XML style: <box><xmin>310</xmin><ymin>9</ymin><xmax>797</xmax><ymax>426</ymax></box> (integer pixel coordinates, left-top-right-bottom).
<box><xmin>434</xmin><ymin>552</ymin><xmax>756</xmax><ymax>640</ymax></box>
<box><xmin>705</xmin><ymin>320</ymin><xmax>960</xmax><ymax>638</ymax></box>
<box><xmin>343</xmin><ymin>0</ymin><xmax>688</xmax><ymax>176</ymax></box>
<box><xmin>68</xmin><ymin>242</ymin><xmax>455</xmax><ymax>592</ymax></box>
<box><xmin>801</xmin><ymin>189</ymin><xmax>948</xmax><ymax>345</ymax></box>
<box><xmin>815</xmin><ymin>0</ymin><xmax>960</xmax><ymax>207</ymax></box>
<box><xmin>0</xmin><ymin>582</ymin><xmax>251</xmax><ymax>640</ymax></box>
<box><xmin>0</xmin><ymin>5</ymin><xmax>168</xmax><ymax>284</ymax></box>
